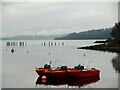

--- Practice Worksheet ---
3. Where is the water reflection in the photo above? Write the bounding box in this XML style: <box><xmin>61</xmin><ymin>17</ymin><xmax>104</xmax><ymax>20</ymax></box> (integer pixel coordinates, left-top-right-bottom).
<box><xmin>112</xmin><ymin>53</ymin><xmax>120</xmax><ymax>73</ymax></box>
<box><xmin>36</xmin><ymin>76</ymin><xmax>100</xmax><ymax>88</ymax></box>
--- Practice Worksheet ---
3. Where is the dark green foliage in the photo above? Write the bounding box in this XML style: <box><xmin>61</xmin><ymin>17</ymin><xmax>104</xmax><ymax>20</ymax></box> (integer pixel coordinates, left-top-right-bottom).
<box><xmin>111</xmin><ymin>22</ymin><xmax>120</xmax><ymax>43</ymax></box>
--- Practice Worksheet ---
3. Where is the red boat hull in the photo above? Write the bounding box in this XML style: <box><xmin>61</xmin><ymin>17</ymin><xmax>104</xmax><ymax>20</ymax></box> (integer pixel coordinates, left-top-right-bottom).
<box><xmin>36</xmin><ymin>68</ymin><xmax>46</xmax><ymax>76</ymax></box>
<box><xmin>44</xmin><ymin>70</ymin><xmax>67</xmax><ymax>77</ymax></box>
<box><xmin>67</xmin><ymin>69</ymin><xmax>100</xmax><ymax>77</ymax></box>
<box><xmin>36</xmin><ymin>68</ymin><xmax>100</xmax><ymax>78</ymax></box>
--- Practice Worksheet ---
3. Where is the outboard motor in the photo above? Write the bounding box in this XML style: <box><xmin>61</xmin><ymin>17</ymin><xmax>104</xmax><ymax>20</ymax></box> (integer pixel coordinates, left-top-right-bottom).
<box><xmin>60</xmin><ymin>65</ymin><xmax>67</xmax><ymax>70</ymax></box>
<box><xmin>74</xmin><ymin>64</ymin><xmax>84</xmax><ymax>70</ymax></box>
<box><xmin>44</xmin><ymin>64</ymin><xmax>51</xmax><ymax>69</ymax></box>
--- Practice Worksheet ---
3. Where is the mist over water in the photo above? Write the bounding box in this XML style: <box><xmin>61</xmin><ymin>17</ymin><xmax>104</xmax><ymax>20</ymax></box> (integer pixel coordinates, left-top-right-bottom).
<box><xmin>2</xmin><ymin>40</ymin><xmax>118</xmax><ymax>88</ymax></box>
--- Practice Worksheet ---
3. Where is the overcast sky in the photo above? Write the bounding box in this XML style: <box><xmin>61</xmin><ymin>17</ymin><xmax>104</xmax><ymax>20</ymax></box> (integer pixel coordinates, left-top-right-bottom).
<box><xmin>2</xmin><ymin>2</ymin><xmax>118</xmax><ymax>36</ymax></box>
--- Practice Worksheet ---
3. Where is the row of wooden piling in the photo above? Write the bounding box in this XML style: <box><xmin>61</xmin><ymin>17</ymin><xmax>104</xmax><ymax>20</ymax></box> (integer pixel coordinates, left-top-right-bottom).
<box><xmin>42</xmin><ymin>41</ymin><xmax>65</xmax><ymax>46</ymax></box>
<box><xmin>6</xmin><ymin>41</ymin><xmax>65</xmax><ymax>46</ymax></box>
<box><xmin>6</xmin><ymin>41</ymin><xmax>27</xmax><ymax>46</ymax></box>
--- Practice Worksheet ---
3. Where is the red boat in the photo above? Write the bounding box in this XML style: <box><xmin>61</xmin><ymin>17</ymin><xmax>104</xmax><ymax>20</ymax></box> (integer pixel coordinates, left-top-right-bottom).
<box><xmin>36</xmin><ymin>64</ymin><xmax>100</xmax><ymax>78</ymax></box>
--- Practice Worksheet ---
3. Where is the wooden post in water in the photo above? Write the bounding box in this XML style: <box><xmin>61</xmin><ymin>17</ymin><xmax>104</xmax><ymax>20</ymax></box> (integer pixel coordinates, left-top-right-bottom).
<box><xmin>43</xmin><ymin>42</ymin><xmax>46</xmax><ymax>46</ymax></box>
<box><xmin>6</xmin><ymin>41</ymin><xmax>10</xmax><ymax>46</ymax></box>
<box><xmin>62</xmin><ymin>42</ymin><xmax>64</xmax><ymax>45</ymax></box>
<box><xmin>54</xmin><ymin>42</ymin><xmax>56</xmax><ymax>46</ymax></box>
<box><xmin>48</xmin><ymin>41</ymin><xmax>50</xmax><ymax>46</ymax></box>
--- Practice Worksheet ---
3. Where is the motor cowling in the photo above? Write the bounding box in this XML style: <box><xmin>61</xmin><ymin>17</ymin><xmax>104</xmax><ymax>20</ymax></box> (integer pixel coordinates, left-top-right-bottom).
<box><xmin>60</xmin><ymin>66</ymin><xmax>67</xmax><ymax>70</ymax></box>
<box><xmin>44</xmin><ymin>64</ymin><xmax>51</xmax><ymax>69</ymax></box>
<box><xmin>74</xmin><ymin>64</ymin><xmax>84</xmax><ymax>70</ymax></box>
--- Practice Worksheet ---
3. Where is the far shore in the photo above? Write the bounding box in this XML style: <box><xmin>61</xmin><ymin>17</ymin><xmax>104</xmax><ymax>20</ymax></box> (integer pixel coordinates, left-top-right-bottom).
<box><xmin>78</xmin><ymin>42</ymin><xmax>120</xmax><ymax>53</ymax></box>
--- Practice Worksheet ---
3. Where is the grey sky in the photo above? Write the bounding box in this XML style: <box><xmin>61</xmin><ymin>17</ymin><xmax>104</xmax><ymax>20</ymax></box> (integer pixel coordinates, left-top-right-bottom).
<box><xmin>2</xmin><ymin>2</ymin><xmax>118</xmax><ymax>36</ymax></box>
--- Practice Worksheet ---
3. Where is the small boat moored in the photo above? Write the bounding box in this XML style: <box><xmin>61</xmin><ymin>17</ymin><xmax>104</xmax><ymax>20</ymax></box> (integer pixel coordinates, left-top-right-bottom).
<box><xmin>35</xmin><ymin>63</ymin><xmax>100</xmax><ymax>78</ymax></box>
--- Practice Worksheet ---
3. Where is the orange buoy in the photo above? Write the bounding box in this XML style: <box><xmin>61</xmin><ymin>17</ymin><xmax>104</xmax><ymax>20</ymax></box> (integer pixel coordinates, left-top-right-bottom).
<box><xmin>42</xmin><ymin>76</ymin><xmax>47</xmax><ymax>82</ymax></box>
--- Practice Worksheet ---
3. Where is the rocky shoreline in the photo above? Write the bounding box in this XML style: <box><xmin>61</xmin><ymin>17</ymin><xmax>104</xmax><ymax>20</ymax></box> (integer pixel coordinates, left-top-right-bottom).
<box><xmin>78</xmin><ymin>43</ymin><xmax>120</xmax><ymax>53</ymax></box>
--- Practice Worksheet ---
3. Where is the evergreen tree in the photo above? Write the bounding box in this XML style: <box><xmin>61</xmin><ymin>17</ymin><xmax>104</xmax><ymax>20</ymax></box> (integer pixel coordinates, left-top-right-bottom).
<box><xmin>111</xmin><ymin>22</ymin><xmax>120</xmax><ymax>43</ymax></box>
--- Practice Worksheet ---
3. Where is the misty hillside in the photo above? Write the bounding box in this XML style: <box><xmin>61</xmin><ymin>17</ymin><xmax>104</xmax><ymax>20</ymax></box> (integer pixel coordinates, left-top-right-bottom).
<box><xmin>1</xmin><ymin>34</ymin><xmax>67</xmax><ymax>40</ymax></box>
<box><xmin>55</xmin><ymin>28</ymin><xmax>112</xmax><ymax>40</ymax></box>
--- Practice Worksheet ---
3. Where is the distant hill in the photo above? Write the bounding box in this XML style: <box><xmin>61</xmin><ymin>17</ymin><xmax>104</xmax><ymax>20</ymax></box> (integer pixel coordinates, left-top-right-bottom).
<box><xmin>2</xmin><ymin>34</ymin><xmax>67</xmax><ymax>40</ymax></box>
<box><xmin>1</xmin><ymin>28</ymin><xmax>112</xmax><ymax>40</ymax></box>
<box><xmin>55</xmin><ymin>28</ymin><xmax>112</xmax><ymax>40</ymax></box>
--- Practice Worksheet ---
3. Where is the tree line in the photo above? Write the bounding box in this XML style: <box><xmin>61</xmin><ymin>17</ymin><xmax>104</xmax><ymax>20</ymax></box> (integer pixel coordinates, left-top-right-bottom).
<box><xmin>111</xmin><ymin>22</ymin><xmax>120</xmax><ymax>44</ymax></box>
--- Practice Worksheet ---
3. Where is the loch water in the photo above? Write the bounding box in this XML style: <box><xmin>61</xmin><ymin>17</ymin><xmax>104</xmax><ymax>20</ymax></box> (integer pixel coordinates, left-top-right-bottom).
<box><xmin>2</xmin><ymin>40</ymin><xmax>118</xmax><ymax>88</ymax></box>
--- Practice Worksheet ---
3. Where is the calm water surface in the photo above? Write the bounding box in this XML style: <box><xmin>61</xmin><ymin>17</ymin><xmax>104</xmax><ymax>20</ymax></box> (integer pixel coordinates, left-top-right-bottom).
<box><xmin>2</xmin><ymin>40</ymin><xmax>118</xmax><ymax>88</ymax></box>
